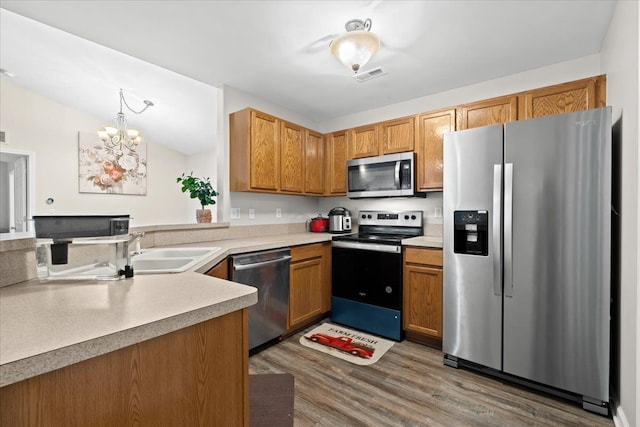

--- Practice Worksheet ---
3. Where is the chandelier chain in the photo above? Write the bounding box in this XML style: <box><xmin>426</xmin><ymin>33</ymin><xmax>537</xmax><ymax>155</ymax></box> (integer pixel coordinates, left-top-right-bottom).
<box><xmin>119</xmin><ymin>88</ymin><xmax>153</xmax><ymax>115</ymax></box>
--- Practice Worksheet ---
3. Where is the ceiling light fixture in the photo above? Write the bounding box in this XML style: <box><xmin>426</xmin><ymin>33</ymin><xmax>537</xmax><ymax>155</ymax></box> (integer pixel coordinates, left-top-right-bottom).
<box><xmin>329</xmin><ymin>18</ymin><xmax>380</xmax><ymax>73</ymax></box>
<box><xmin>97</xmin><ymin>89</ymin><xmax>154</xmax><ymax>151</ymax></box>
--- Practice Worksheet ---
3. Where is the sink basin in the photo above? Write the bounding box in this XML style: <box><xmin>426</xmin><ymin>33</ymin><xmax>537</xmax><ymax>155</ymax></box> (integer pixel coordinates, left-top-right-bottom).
<box><xmin>132</xmin><ymin>258</ymin><xmax>195</xmax><ymax>273</ymax></box>
<box><xmin>131</xmin><ymin>247</ymin><xmax>221</xmax><ymax>274</ymax></box>
<box><xmin>134</xmin><ymin>248</ymin><xmax>217</xmax><ymax>259</ymax></box>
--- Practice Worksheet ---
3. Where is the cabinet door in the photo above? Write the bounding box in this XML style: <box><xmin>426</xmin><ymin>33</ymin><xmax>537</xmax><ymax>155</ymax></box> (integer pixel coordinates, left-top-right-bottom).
<box><xmin>457</xmin><ymin>95</ymin><xmax>518</xmax><ymax>130</ymax></box>
<box><xmin>289</xmin><ymin>257</ymin><xmax>324</xmax><ymax>329</ymax></box>
<box><xmin>206</xmin><ymin>258</ymin><xmax>228</xmax><ymax>280</ymax></box>
<box><xmin>517</xmin><ymin>75</ymin><xmax>606</xmax><ymax>120</ymax></box>
<box><xmin>305</xmin><ymin>130</ymin><xmax>325</xmax><ymax>194</ymax></box>
<box><xmin>403</xmin><ymin>263</ymin><xmax>443</xmax><ymax>338</ymax></box>
<box><xmin>326</xmin><ymin>131</ymin><xmax>348</xmax><ymax>195</ymax></box>
<box><xmin>380</xmin><ymin>116</ymin><xmax>415</xmax><ymax>154</ymax></box>
<box><xmin>416</xmin><ymin>109</ymin><xmax>455</xmax><ymax>191</ymax></box>
<box><xmin>280</xmin><ymin>121</ymin><xmax>305</xmax><ymax>193</ymax></box>
<box><xmin>250</xmin><ymin>110</ymin><xmax>280</xmax><ymax>191</ymax></box>
<box><xmin>349</xmin><ymin>125</ymin><xmax>379</xmax><ymax>159</ymax></box>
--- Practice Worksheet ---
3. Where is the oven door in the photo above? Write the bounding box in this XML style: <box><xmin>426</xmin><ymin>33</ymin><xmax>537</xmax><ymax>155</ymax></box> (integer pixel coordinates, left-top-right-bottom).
<box><xmin>331</xmin><ymin>242</ymin><xmax>402</xmax><ymax>310</ymax></box>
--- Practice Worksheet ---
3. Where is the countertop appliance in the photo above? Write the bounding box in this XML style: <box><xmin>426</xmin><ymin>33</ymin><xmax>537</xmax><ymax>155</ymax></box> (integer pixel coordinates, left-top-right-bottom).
<box><xmin>346</xmin><ymin>152</ymin><xmax>425</xmax><ymax>199</ymax></box>
<box><xmin>331</xmin><ymin>210</ymin><xmax>423</xmax><ymax>340</ymax></box>
<box><xmin>308</xmin><ymin>215</ymin><xmax>329</xmax><ymax>232</ymax></box>
<box><xmin>33</xmin><ymin>215</ymin><xmax>134</xmax><ymax>281</ymax></box>
<box><xmin>231</xmin><ymin>248</ymin><xmax>291</xmax><ymax>350</ymax></box>
<box><xmin>328</xmin><ymin>207</ymin><xmax>352</xmax><ymax>233</ymax></box>
<box><xmin>442</xmin><ymin>107</ymin><xmax>612</xmax><ymax>415</ymax></box>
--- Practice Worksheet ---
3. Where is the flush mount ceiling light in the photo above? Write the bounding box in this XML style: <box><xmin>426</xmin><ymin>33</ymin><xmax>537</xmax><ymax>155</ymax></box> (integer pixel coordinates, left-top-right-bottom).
<box><xmin>97</xmin><ymin>89</ymin><xmax>154</xmax><ymax>151</ymax></box>
<box><xmin>329</xmin><ymin>18</ymin><xmax>380</xmax><ymax>73</ymax></box>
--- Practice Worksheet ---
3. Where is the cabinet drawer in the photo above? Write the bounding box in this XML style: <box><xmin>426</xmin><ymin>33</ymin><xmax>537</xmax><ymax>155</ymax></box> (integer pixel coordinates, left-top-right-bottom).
<box><xmin>404</xmin><ymin>247</ymin><xmax>442</xmax><ymax>267</ymax></box>
<box><xmin>290</xmin><ymin>242</ymin><xmax>325</xmax><ymax>262</ymax></box>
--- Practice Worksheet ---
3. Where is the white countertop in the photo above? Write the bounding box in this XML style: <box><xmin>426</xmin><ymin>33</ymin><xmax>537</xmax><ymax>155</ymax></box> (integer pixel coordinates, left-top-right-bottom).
<box><xmin>402</xmin><ymin>235</ymin><xmax>443</xmax><ymax>248</ymax></box>
<box><xmin>0</xmin><ymin>273</ymin><xmax>257</xmax><ymax>387</ymax></box>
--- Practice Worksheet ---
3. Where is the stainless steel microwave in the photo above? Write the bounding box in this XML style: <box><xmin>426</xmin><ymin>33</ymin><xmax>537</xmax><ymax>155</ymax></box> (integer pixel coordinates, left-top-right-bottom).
<box><xmin>347</xmin><ymin>151</ymin><xmax>423</xmax><ymax>198</ymax></box>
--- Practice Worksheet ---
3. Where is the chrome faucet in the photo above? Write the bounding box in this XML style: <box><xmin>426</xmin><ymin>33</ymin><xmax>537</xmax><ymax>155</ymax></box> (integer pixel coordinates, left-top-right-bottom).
<box><xmin>120</xmin><ymin>232</ymin><xmax>145</xmax><ymax>279</ymax></box>
<box><xmin>128</xmin><ymin>232</ymin><xmax>145</xmax><ymax>256</ymax></box>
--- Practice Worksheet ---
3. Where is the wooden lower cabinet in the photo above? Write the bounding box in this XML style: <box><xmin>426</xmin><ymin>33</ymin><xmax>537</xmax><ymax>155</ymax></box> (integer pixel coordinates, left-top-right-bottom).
<box><xmin>403</xmin><ymin>247</ymin><xmax>443</xmax><ymax>348</ymax></box>
<box><xmin>206</xmin><ymin>257</ymin><xmax>229</xmax><ymax>280</ymax></box>
<box><xmin>287</xmin><ymin>242</ymin><xmax>331</xmax><ymax>332</ymax></box>
<box><xmin>0</xmin><ymin>309</ymin><xmax>250</xmax><ymax>427</ymax></box>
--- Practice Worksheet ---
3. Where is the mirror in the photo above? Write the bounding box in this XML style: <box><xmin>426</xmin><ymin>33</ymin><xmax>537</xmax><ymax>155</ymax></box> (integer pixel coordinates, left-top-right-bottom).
<box><xmin>0</xmin><ymin>148</ymin><xmax>35</xmax><ymax>237</ymax></box>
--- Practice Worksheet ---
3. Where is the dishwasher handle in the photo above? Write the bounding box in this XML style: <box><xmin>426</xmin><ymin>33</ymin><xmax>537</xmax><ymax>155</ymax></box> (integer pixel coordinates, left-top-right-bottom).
<box><xmin>233</xmin><ymin>255</ymin><xmax>292</xmax><ymax>271</ymax></box>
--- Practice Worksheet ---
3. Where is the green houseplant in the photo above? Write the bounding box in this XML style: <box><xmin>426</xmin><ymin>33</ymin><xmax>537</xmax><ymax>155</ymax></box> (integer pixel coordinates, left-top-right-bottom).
<box><xmin>176</xmin><ymin>172</ymin><xmax>218</xmax><ymax>223</ymax></box>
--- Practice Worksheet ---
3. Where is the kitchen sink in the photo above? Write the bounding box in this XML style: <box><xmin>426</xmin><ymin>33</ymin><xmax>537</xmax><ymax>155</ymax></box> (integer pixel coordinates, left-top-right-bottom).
<box><xmin>131</xmin><ymin>247</ymin><xmax>221</xmax><ymax>274</ymax></box>
<box><xmin>134</xmin><ymin>248</ymin><xmax>217</xmax><ymax>259</ymax></box>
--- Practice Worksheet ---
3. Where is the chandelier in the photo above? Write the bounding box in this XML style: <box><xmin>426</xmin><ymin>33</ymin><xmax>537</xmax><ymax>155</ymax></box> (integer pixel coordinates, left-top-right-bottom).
<box><xmin>97</xmin><ymin>89</ymin><xmax>154</xmax><ymax>151</ymax></box>
<box><xmin>329</xmin><ymin>18</ymin><xmax>380</xmax><ymax>73</ymax></box>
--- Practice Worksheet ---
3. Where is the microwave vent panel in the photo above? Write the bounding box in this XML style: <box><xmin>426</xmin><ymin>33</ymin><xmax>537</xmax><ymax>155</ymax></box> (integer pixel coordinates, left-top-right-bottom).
<box><xmin>352</xmin><ymin>67</ymin><xmax>387</xmax><ymax>83</ymax></box>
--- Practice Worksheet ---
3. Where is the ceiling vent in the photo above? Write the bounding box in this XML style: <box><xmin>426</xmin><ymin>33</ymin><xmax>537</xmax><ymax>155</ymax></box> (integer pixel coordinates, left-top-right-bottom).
<box><xmin>352</xmin><ymin>66</ymin><xmax>387</xmax><ymax>83</ymax></box>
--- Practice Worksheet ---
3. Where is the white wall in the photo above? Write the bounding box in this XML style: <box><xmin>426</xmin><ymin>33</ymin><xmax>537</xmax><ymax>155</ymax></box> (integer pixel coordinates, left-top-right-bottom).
<box><xmin>601</xmin><ymin>1</ymin><xmax>640</xmax><ymax>426</ymax></box>
<box><xmin>0</xmin><ymin>79</ymin><xmax>194</xmax><ymax>227</ymax></box>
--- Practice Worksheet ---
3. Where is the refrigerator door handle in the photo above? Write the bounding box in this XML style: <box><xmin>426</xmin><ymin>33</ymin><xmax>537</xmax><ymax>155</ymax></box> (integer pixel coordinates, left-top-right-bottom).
<box><xmin>492</xmin><ymin>164</ymin><xmax>502</xmax><ymax>296</ymax></box>
<box><xmin>504</xmin><ymin>163</ymin><xmax>514</xmax><ymax>297</ymax></box>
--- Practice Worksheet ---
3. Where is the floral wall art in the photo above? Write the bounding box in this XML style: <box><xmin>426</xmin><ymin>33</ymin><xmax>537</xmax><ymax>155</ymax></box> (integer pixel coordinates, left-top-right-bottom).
<box><xmin>78</xmin><ymin>132</ymin><xmax>147</xmax><ymax>195</ymax></box>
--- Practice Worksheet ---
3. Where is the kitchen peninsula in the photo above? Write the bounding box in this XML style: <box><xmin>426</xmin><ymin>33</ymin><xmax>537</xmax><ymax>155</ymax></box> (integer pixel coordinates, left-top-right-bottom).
<box><xmin>0</xmin><ymin>270</ymin><xmax>258</xmax><ymax>425</ymax></box>
<box><xmin>0</xmin><ymin>222</ymin><xmax>442</xmax><ymax>425</ymax></box>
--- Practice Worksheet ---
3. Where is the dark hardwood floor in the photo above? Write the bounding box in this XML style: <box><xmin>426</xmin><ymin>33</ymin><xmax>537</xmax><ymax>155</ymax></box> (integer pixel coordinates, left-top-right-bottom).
<box><xmin>249</xmin><ymin>323</ymin><xmax>614</xmax><ymax>427</ymax></box>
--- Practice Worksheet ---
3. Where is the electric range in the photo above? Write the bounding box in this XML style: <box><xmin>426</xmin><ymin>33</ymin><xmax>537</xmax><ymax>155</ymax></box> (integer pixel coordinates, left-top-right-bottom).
<box><xmin>330</xmin><ymin>210</ymin><xmax>424</xmax><ymax>340</ymax></box>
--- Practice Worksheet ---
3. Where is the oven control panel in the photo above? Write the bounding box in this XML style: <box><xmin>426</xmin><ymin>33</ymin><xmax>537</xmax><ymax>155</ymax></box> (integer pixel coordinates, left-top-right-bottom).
<box><xmin>358</xmin><ymin>210</ymin><xmax>423</xmax><ymax>227</ymax></box>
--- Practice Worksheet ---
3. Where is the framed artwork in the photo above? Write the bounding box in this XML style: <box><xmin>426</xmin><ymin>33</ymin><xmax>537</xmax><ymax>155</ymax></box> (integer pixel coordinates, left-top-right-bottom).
<box><xmin>78</xmin><ymin>131</ymin><xmax>147</xmax><ymax>195</ymax></box>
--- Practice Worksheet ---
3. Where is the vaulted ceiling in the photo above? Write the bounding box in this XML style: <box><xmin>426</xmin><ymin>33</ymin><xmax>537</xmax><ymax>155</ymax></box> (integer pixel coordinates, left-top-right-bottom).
<box><xmin>0</xmin><ymin>1</ymin><xmax>617</xmax><ymax>154</ymax></box>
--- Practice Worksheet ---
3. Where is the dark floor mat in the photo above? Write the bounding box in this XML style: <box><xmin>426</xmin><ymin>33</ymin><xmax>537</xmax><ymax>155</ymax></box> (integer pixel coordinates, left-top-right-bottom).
<box><xmin>249</xmin><ymin>373</ymin><xmax>294</xmax><ymax>427</ymax></box>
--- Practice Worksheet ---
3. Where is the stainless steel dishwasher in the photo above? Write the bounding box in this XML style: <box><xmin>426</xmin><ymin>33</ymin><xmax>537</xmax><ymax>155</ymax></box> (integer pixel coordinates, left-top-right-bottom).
<box><xmin>231</xmin><ymin>248</ymin><xmax>291</xmax><ymax>350</ymax></box>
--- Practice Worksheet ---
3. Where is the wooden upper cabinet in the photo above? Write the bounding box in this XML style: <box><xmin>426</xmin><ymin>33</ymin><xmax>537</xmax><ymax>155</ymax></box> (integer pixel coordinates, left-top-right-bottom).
<box><xmin>349</xmin><ymin>124</ymin><xmax>379</xmax><ymax>159</ymax></box>
<box><xmin>280</xmin><ymin>121</ymin><xmax>305</xmax><ymax>193</ymax></box>
<box><xmin>305</xmin><ymin>130</ymin><xmax>325</xmax><ymax>195</ymax></box>
<box><xmin>457</xmin><ymin>95</ymin><xmax>518</xmax><ymax>130</ymax></box>
<box><xmin>230</xmin><ymin>108</ymin><xmax>280</xmax><ymax>192</ymax></box>
<box><xmin>517</xmin><ymin>75</ymin><xmax>606</xmax><ymax>120</ymax></box>
<box><xmin>416</xmin><ymin>109</ymin><xmax>455</xmax><ymax>191</ymax></box>
<box><xmin>326</xmin><ymin>131</ymin><xmax>349</xmax><ymax>195</ymax></box>
<box><xmin>380</xmin><ymin>116</ymin><xmax>415</xmax><ymax>154</ymax></box>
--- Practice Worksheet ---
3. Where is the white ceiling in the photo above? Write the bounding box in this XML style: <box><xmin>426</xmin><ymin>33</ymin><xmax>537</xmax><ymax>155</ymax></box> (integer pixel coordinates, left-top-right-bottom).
<box><xmin>0</xmin><ymin>1</ymin><xmax>617</xmax><ymax>155</ymax></box>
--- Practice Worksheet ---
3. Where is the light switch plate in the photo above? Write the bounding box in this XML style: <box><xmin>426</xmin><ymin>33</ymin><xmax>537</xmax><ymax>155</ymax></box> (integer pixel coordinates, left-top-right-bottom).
<box><xmin>249</xmin><ymin>209</ymin><xmax>255</xmax><ymax>219</ymax></box>
<box><xmin>230</xmin><ymin>208</ymin><xmax>240</xmax><ymax>219</ymax></box>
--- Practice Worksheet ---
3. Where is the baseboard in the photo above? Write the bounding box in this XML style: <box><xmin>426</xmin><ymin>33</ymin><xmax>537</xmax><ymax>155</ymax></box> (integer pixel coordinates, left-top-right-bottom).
<box><xmin>612</xmin><ymin>397</ymin><xmax>630</xmax><ymax>427</ymax></box>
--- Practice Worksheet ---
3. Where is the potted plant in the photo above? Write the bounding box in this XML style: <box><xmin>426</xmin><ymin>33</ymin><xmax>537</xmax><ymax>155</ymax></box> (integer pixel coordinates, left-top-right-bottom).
<box><xmin>176</xmin><ymin>172</ymin><xmax>218</xmax><ymax>223</ymax></box>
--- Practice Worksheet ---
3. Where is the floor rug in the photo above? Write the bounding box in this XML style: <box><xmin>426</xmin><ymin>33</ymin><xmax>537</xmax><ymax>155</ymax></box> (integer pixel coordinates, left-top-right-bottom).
<box><xmin>299</xmin><ymin>322</ymin><xmax>394</xmax><ymax>366</ymax></box>
<box><xmin>249</xmin><ymin>373</ymin><xmax>294</xmax><ymax>427</ymax></box>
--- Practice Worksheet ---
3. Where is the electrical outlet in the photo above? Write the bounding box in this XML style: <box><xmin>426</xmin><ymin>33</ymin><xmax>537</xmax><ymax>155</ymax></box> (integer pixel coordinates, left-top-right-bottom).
<box><xmin>249</xmin><ymin>209</ymin><xmax>255</xmax><ymax>219</ymax></box>
<box><xmin>435</xmin><ymin>206</ymin><xmax>442</xmax><ymax>218</ymax></box>
<box><xmin>276</xmin><ymin>208</ymin><xmax>282</xmax><ymax>218</ymax></box>
<box><xmin>230</xmin><ymin>208</ymin><xmax>240</xmax><ymax>219</ymax></box>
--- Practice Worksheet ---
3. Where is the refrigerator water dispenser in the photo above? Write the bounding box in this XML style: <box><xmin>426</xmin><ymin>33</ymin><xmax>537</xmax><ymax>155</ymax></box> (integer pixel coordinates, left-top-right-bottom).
<box><xmin>453</xmin><ymin>210</ymin><xmax>488</xmax><ymax>255</ymax></box>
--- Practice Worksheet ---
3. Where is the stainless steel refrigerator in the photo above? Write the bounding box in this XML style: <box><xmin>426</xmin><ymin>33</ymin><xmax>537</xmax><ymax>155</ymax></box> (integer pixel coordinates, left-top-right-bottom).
<box><xmin>442</xmin><ymin>107</ymin><xmax>611</xmax><ymax>415</ymax></box>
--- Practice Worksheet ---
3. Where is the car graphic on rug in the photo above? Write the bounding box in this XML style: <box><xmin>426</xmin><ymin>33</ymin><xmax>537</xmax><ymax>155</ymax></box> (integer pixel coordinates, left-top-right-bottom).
<box><xmin>305</xmin><ymin>333</ymin><xmax>375</xmax><ymax>358</ymax></box>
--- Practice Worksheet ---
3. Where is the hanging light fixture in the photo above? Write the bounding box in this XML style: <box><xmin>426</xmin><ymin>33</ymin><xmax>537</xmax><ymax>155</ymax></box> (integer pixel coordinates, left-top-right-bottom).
<box><xmin>97</xmin><ymin>88</ymin><xmax>154</xmax><ymax>151</ymax></box>
<box><xmin>329</xmin><ymin>18</ymin><xmax>380</xmax><ymax>73</ymax></box>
